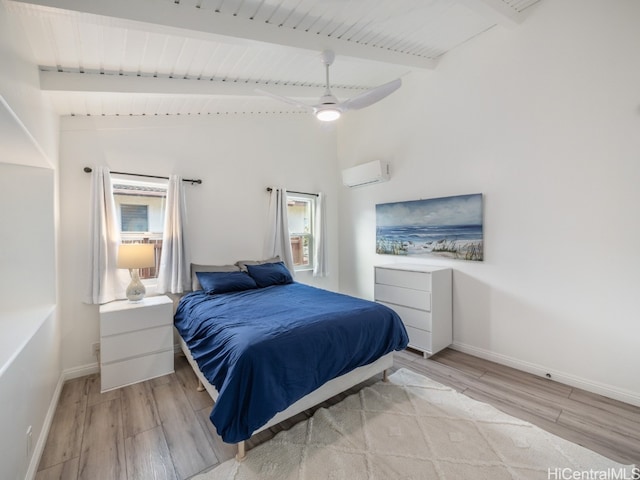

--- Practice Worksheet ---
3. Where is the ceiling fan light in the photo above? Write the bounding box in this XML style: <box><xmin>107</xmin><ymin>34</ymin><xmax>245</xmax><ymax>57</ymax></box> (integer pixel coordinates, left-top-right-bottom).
<box><xmin>316</xmin><ymin>108</ymin><xmax>341</xmax><ymax>122</ymax></box>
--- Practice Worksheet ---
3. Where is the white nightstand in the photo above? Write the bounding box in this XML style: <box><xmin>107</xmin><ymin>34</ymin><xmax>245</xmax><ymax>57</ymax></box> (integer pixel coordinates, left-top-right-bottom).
<box><xmin>99</xmin><ymin>295</ymin><xmax>174</xmax><ymax>392</ymax></box>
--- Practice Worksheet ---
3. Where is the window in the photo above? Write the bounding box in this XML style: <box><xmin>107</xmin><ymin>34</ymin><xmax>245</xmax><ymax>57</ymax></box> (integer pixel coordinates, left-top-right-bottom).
<box><xmin>287</xmin><ymin>193</ymin><xmax>315</xmax><ymax>271</ymax></box>
<box><xmin>120</xmin><ymin>204</ymin><xmax>148</xmax><ymax>232</ymax></box>
<box><xmin>113</xmin><ymin>177</ymin><xmax>167</xmax><ymax>280</ymax></box>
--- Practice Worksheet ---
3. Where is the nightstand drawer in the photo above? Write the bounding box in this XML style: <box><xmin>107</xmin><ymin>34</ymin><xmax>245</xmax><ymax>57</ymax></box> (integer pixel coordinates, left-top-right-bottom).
<box><xmin>375</xmin><ymin>283</ymin><xmax>431</xmax><ymax>311</ymax></box>
<box><xmin>379</xmin><ymin>302</ymin><xmax>431</xmax><ymax>332</ymax></box>
<box><xmin>101</xmin><ymin>350</ymin><xmax>174</xmax><ymax>392</ymax></box>
<box><xmin>405</xmin><ymin>325</ymin><xmax>432</xmax><ymax>354</ymax></box>
<box><xmin>100</xmin><ymin>299</ymin><xmax>172</xmax><ymax>336</ymax></box>
<box><xmin>101</xmin><ymin>325</ymin><xmax>173</xmax><ymax>363</ymax></box>
<box><xmin>375</xmin><ymin>268</ymin><xmax>432</xmax><ymax>291</ymax></box>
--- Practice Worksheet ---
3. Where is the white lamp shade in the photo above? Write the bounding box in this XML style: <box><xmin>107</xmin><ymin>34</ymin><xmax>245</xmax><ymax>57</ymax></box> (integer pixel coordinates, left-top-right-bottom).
<box><xmin>117</xmin><ymin>243</ymin><xmax>155</xmax><ymax>269</ymax></box>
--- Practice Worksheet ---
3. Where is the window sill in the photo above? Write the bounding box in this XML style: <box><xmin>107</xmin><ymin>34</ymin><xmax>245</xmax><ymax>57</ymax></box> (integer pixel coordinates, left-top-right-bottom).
<box><xmin>294</xmin><ymin>267</ymin><xmax>314</xmax><ymax>273</ymax></box>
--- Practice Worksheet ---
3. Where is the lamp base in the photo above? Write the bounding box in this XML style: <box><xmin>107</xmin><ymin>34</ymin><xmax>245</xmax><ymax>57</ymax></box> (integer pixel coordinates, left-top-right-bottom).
<box><xmin>126</xmin><ymin>269</ymin><xmax>146</xmax><ymax>302</ymax></box>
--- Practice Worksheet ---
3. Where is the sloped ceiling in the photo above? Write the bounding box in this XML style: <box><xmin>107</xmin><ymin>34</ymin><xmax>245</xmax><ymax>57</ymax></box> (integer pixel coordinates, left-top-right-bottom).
<box><xmin>5</xmin><ymin>0</ymin><xmax>540</xmax><ymax>117</ymax></box>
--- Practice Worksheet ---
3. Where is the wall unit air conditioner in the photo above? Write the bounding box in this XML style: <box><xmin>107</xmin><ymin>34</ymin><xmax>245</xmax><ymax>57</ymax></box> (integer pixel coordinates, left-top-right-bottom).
<box><xmin>341</xmin><ymin>160</ymin><xmax>390</xmax><ymax>188</ymax></box>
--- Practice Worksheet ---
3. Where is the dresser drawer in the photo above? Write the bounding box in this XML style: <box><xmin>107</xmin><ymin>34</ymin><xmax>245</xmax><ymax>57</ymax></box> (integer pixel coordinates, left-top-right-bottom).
<box><xmin>375</xmin><ymin>283</ymin><xmax>431</xmax><ymax>311</ymax></box>
<box><xmin>379</xmin><ymin>302</ymin><xmax>432</xmax><ymax>332</ymax></box>
<box><xmin>100</xmin><ymin>301</ymin><xmax>172</xmax><ymax>336</ymax></box>
<box><xmin>101</xmin><ymin>325</ymin><xmax>173</xmax><ymax>363</ymax></box>
<box><xmin>375</xmin><ymin>268</ymin><xmax>432</xmax><ymax>291</ymax></box>
<box><xmin>405</xmin><ymin>325</ymin><xmax>432</xmax><ymax>354</ymax></box>
<box><xmin>101</xmin><ymin>349</ymin><xmax>174</xmax><ymax>392</ymax></box>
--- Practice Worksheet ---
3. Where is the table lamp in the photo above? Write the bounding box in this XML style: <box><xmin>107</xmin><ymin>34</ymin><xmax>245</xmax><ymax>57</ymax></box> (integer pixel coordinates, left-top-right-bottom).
<box><xmin>117</xmin><ymin>243</ymin><xmax>155</xmax><ymax>301</ymax></box>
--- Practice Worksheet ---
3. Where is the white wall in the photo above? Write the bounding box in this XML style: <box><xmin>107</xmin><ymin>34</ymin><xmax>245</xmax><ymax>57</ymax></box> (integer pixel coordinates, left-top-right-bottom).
<box><xmin>0</xmin><ymin>164</ymin><xmax>56</xmax><ymax>310</ymax></box>
<box><xmin>0</xmin><ymin>308</ymin><xmax>59</xmax><ymax>480</ymax></box>
<box><xmin>59</xmin><ymin>114</ymin><xmax>339</xmax><ymax>371</ymax></box>
<box><xmin>337</xmin><ymin>0</ymin><xmax>640</xmax><ymax>404</ymax></box>
<box><xmin>0</xmin><ymin>164</ymin><xmax>58</xmax><ymax>480</ymax></box>
<box><xmin>0</xmin><ymin>2</ymin><xmax>61</xmax><ymax>479</ymax></box>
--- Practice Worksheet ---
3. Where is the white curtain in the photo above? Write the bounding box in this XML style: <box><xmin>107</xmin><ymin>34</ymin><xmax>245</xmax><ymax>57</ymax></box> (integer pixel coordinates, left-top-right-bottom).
<box><xmin>157</xmin><ymin>175</ymin><xmax>190</xmax><ymax>293</ymax></box>
<box><xmin>85</xmin><ymin>166</ymin><xmax>127</xmax><ymax>304</ymax></box>
<box><xmin>264</xmin><ymin>188</ymin><xmax>295</xmax><ymax>275</ymax></box>
<box><xmin>313</xmin><ymin>192</ymin><xmax>329</xmax><ymax>277</ymax></box>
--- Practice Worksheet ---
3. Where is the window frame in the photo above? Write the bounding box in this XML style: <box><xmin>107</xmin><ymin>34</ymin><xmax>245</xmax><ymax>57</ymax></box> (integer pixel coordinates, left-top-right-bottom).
<box><xmin>112</xmin><ymin>176</ymin><xmax>168</xmax><ymax>287</ymax></box>
<box><xmin>287</xmin><ymin>193</ymin><xmax>316</xmax><ymax>272</ymax></box>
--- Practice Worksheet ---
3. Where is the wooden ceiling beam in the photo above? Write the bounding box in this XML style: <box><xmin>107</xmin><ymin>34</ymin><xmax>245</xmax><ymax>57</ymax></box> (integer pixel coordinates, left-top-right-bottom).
<box><xmin>13</xmin><ymin>0</ymin><xmax>437</xmax><ymax>70</ymax></box>
<box><xmin>38</xmin><ymin>70</ymin><xmax>359</xmax><ymax>98</ymax></box>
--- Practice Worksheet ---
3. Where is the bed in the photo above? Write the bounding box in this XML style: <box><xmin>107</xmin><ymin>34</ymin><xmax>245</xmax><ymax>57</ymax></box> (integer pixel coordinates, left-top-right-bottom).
<box><xmin>174</xmin><ymin>259</ymin><xmax>409</xmax><ymax>459</ymax></box>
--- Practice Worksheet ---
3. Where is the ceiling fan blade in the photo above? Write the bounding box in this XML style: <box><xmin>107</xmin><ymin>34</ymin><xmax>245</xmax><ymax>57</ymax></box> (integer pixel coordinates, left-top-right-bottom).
<box><xmin>255</xmin><ymin>89</ymin><xmax>314</xmax><ymax>111</ymax></box>
<box><xmin>340</xmin><ymin>78</ymin><xmax>402</xmax><ymax>111</ymax></box>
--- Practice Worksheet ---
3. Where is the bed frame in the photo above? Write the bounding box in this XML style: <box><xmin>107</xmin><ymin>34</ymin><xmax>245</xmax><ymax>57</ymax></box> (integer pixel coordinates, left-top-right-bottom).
<box><xmin>178</xmin><ymin>336</ymin><xmax>392</xmax><ymax>460</ymax></box>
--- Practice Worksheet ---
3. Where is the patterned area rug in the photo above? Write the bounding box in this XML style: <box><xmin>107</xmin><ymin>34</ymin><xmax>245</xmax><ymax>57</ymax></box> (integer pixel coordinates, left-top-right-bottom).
<box><xmin>194</xmin><ymin>368</ymin><xmax>634</xmax><ymax>479</ymax></box>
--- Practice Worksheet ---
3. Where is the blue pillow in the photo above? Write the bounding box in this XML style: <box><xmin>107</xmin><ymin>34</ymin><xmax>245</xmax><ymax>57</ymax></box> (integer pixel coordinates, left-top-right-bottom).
<box><xmin>246</xmin><ymin>261</ymin><xmax>293</xmax><ymax>288</ymax></box>
<box><xmin>196</xmin><ymin>271</ymin><xmax>257</xmax><ymax>294</ymax></box>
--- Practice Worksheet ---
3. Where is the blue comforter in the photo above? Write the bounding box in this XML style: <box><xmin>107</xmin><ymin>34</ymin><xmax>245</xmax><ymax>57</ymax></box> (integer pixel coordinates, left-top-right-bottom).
<box><xmin>174</xmin><ymin>282</ymin><xmax>408</xmax><ymax>443</ymax></box>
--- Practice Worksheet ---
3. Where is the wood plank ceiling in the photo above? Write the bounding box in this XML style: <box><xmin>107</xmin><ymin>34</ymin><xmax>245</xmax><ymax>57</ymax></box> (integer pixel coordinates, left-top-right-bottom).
<box><xmin>5</xmin><ymin>0</ymin><xmax>540</xmax><ymax>117</ymax></box>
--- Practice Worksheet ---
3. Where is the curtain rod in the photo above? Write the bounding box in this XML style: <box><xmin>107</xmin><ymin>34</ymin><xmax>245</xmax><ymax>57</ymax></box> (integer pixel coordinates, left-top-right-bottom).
<box><xmin>83</xmin><ymin>167</ymin><xmax>202</xmax><ymax>185</ymax></box>
<box><xmin>266</xmin><ymin>187</ymin><xmax>318</xmax><ymax>197</ymax></box>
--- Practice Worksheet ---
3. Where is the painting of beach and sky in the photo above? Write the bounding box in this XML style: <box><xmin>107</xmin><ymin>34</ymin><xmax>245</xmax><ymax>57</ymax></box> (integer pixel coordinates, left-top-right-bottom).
<box><xmin>376</xmin><ymin>193</ymin><xmax>483</xmax><ymax>261</ymax></box>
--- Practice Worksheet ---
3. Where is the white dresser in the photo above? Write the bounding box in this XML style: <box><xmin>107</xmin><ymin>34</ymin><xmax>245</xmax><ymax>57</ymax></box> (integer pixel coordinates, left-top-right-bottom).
<box><xmin>374</xmin><ymin>264</ymin><xmax>452</xmax><ymax>357</ymax></box>
<box><xmin>99</xmin><ymin>295</ymin><xmax>174</xmax><ymax>392</ymax></box>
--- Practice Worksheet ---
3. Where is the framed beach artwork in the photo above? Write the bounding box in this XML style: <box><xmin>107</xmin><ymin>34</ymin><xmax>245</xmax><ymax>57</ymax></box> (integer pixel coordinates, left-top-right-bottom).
<box><xmin>376</xmin><ymin>193</ymin><xmax>484</xmax><ymax>261</ymax></box>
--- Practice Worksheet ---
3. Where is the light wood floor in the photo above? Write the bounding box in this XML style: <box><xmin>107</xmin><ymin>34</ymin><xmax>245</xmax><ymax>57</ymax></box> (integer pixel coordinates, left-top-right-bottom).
<box><xmin>36</xmin><ymin>348</ymin><xmax>640</xmax><ymax>479</ymax></box>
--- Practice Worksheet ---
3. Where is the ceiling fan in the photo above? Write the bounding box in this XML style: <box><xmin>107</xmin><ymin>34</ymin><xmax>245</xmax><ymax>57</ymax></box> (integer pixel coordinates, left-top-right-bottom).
<box><xmin>256</xmin><ymin>50</ymin><xmax>402</xmax><ymax>122</ymax></box>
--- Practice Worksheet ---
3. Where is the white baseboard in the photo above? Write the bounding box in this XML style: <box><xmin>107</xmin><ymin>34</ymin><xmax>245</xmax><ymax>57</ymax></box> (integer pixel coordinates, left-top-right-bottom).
<box><xmin>25</xmin><ymin>373</ymin><xmax>64</xmax><ymax>480</ymax></box>
<box><xmin>25</xmin><ymin>362</ymin><xmax>100</xmax><ymax>479</ymax></box>
<box><xmin>62</xmin><ymin>362</ymin><xmax>100</xmax><ymax>381</ymax></box>
<box><xmin>451</xmin><ymin>341</ymin><xmax>640</xmax><ymax>408</ymax></box>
